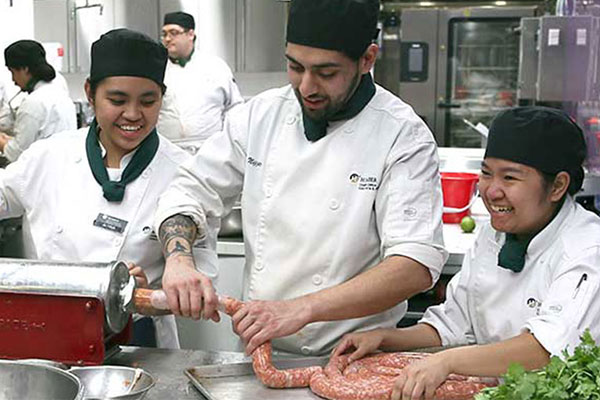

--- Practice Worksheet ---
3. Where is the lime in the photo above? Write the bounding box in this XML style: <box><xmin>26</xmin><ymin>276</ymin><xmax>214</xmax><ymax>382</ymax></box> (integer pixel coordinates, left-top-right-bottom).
<box><xmin>460</xmin><ymin>216</ymin><xmax>476</xmax><ymax>233</ymax></box>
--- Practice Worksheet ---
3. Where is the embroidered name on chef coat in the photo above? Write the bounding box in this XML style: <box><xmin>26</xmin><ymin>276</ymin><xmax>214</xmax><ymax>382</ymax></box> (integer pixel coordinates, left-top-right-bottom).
<box><xmin>93</xmin><ymin>213</ymin><xmax>128</xmax><ymax>233</ymax></box>
<box><xmin>247</xmin><ymin>157</ymin><xmax>262</xmax><ymax>167</ymax></box>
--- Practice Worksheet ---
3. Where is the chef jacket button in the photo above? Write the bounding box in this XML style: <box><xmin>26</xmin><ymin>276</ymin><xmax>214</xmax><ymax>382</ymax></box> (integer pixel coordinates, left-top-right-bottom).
<box><xmin>285</xmin><ymin>115</ymin><xmax>297</xmax><ymax>125</ymax></box>
<box><xmin>142</xmin><ymin>169</ymin><xmax>151</xmax><ymax>179</ymax></box>
<box><xmin>55</xmin><ymin>225</ymin><xmax>63</xmax><ymax>234</ymax></box>
<box><xmin>312</xmin><ymin>274</ymin><xmax>323</xmax><ymax>286</ymax></box>
<box><xmin>74</xmin><ymin>156</ymin><xmax>82</xmax><ymax>163</ymax></box>
<box><xmin>113</xmin><ymin>237</ymin><xmax>122</xmax><ymax>246</ymax></box>
<box><xmin>301</xmin><ymin>346</ymin><xmax>311</xmax><ymax>355</ymax></box>
<box><xmin>344</xmin><ymin>126</ymin><xmax>354</xmax><ymax>133</ymax></box>
<box><xmin>143</xmin><ymin>226</ymin><xmax>152</xmax><ymax>234</ymax></box>
<box><xmin>265</xmin><ymin>188</ymin><xmax>273</xmax><ymax>198</ymax></box>
<box><xmin>329</xmin><ymin>199</ymin><xmax>340</xmax><ymax>210</ymax></box>
<box><xmin>255</xmin><ymin>263</ymin><xmax>264</xmax><ymax>271</ymax></box>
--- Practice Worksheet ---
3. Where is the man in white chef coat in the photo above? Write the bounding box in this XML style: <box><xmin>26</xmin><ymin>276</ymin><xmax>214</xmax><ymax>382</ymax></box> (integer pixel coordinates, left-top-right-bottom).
<box><xmin>154</xmin><ymin>0</ymin><xmax>448</xmax><ymax>356</ymax></box>
<box><xmin>157</xmin><ymin>11</ymin><xmax>243</xmax><ymax>145</ymax></box>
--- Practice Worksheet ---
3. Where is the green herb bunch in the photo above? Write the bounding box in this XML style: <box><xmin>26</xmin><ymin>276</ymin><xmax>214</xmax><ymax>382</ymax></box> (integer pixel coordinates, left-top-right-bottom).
<box><xmin>475</xmin><ymin>330</ymin><xmax>600</xmax><ymax>400</ymax></box>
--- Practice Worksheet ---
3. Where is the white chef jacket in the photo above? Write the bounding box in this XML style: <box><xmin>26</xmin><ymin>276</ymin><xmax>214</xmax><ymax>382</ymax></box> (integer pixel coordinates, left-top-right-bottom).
<box><xmin>157</xmin><ymin>52</ymin><xmax>243</xmax><ymax>143</ymax></box>
<box><xmin>0</xmin><ymin>129</ymin><xmax>219</xmax><ymax>348</ymax></box>
<box><xmin>0</xmin><ymin>79</ymin><xmax>12</xmax><ymax>133</ymax></box>
<box><xmin>155</xmin><ymin>84</ymin><xmax>448</xmax><ymax>355</ymax></box>
<box><xmin>3</xmin><ymin>80</ymin><xmax>76</xmax><ymax>162</ymax></box>
<box><xmin>421</xmin><ymin>196</ymin><xmax>600</xmax><ymax>357</ymax></box>
<box><xmin>51</xmin><ymin>72</ymin><xmax>70</xmax><ymax>95</ymax></box>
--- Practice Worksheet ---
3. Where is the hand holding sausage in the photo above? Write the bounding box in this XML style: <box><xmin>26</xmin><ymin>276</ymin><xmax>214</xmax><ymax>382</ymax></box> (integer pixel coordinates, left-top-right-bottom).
<box><xmin>391</xmin><ymin>351</ymin><xmax>452</xmax><ymax>400</ymax></box>
<box><xmin>162</xmin><ymin>256</ymin><xmax>219</xmax><ymax>321</ymax></box>
<box><xmin>232</xmin><ymin>298</ymin><xmax>310</xmax><ymax>355</ymax></box>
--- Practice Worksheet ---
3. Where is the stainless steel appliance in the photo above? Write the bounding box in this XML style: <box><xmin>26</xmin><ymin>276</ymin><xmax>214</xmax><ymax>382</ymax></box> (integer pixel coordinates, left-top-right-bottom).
<box><xmin>517</xmin><ymin>15</ymin><xmax>600</xmax><ymax>174</ymax></box>
<box><xmin>519</xmin><ymin>15</ymin><xmax>600</xmax><ymax>102</ymax></box>
<box><xmin>396</xmin><ymin>6</ymin><xmax>539</xmax><ymax>147</ymax></box>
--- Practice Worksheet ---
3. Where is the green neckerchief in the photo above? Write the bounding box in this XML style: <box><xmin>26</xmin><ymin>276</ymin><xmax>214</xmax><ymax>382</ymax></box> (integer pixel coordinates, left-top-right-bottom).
<box><xmin>23</xmin><ymin>78</ymin><xmax>40</xmax><ymax>94</ymax></box>
<box><xmin>302</xmin><ymin>73</ymin><xmax>376</xmax><ymax>142</ymax></box>
<box><xmin>497</xmin><ymin>201</ymin><xmax>564</xmax><ymax>273</ymax></box>
<box><xmin>86</xmin><ymin>119</ymin><xmax>159</xmax><ymax>202</ymax></box>
<box><xmin>497</xmin><ymin>233</ymin><xmax>534</xmax><ymax>273</ymax></box>
<box><xmin>169</xmin><ymin>47</ymin><xmax>194</xmax><ymax>67</ymax></box>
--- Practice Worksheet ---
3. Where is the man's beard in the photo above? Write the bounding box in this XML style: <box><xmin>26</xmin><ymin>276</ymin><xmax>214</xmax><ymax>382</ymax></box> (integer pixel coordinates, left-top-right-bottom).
<box><xmin>294</xmin><ymin>71</ymin><xmax>361</xmax><ymax>122</ymax></box>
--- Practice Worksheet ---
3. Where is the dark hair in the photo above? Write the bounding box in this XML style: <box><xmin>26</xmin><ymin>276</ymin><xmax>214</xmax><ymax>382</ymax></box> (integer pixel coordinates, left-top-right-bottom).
<box><xmin>87</xmin><ymin>78</ymin><xmax>166</xmax><ymax>100</ymax></box>
<box><xmin>29</xmin><ymin>62</ymin><xmax>56</xmax><ymax>82</ymax></box>
<box><xmin>5</xmin><ymin>39</ymin><xmax>55</xmax><ymax>83</ymax></box>
<box><xmin>540</xmin><ymin>170</ymin><xmax>580</xmax><ymax>197</ymax></box>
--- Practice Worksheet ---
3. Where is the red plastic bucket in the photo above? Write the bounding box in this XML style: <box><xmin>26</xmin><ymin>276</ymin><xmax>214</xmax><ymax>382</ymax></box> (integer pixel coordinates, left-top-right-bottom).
<box><xmin>441</xmin><ymin>172</ymin><xmax>479</xmax><ymax>223</ymax></box>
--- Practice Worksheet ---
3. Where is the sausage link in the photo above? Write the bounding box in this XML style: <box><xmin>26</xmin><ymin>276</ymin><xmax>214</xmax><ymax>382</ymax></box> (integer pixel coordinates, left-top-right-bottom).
<box><xmin>219</xmin><ymin>296</ymin><xmax>498</xmax><ymax>398</ymax></box>
<box><xmin>219</xmin><ymin>296</ymin><xmax>323</xmax><ymax>388</ymax></box>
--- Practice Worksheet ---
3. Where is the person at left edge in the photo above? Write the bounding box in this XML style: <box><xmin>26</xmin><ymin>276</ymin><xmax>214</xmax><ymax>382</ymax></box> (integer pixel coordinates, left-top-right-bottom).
<box><xmin>0</xmin><ymin>29</ymin><xmax>219</xmax><ymax>348</ymax></box>
<box><xmin>0</xmin><ymin>40</ymin><xmax>76</xmax><ymax>162</ymax></box>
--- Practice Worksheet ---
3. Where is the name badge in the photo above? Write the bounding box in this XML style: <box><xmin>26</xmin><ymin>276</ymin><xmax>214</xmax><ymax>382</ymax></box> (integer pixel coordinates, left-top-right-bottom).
<box><xmin>93</xmin><ymin>213</ymin><xmax>128</xmax><ymax>233</ymax></box>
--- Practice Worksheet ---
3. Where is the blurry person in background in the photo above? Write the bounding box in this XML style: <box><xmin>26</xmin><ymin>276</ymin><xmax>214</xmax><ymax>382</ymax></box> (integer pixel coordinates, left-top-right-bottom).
<box><xmin>0</xmin><ymin>40</ymin><xmax>76</xmax><ymax>162</ymax></box>
<box><xmin>0</xmin><ymin>72</ymin><xmax>21</xmax><ymax>134</ymax></box>
<box><xmin>0</xmin><ymin>29</ymin><xmax>219</xmax><ymax>348</ymax></box>
<box><xmin>157</xmin><ymin>11</ymin><xmax>243</xmax><ymax>146</ymax></box>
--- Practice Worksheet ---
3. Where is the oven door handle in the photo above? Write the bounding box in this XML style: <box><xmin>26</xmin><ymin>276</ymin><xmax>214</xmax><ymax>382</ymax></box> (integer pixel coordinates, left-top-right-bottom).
<box><xmin>437</xmin><ymin>101</ymin><xmax>461</xmax><ymax>109</ymax></box>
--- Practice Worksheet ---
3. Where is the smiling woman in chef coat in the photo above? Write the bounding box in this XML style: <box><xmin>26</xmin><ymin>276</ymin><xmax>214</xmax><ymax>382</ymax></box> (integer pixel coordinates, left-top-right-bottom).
<box><xmin>0</xmin><ymin>29</ymin><xmax>218</xmax><ymax>348</ymax></box>
<box><xmin>0</xmin><ymin>40</ymin><xmax>76</xmax><ymax>162</ymax></box>
<box><xmin>334</xmin><ymin>107</ymin><xmax>600</xmax><ymax>400</ymax></box>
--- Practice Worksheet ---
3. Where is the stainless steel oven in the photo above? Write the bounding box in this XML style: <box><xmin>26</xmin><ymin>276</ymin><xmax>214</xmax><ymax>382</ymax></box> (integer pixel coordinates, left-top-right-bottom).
<box><xmin>396</xmin><ymin>6</ymin><xmax>539</xmax><ymax>147</ymax></box>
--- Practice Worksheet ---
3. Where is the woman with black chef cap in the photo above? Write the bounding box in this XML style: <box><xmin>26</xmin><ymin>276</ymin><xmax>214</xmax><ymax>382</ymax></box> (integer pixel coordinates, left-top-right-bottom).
<box><xmin>0</xmin><ymin>39</ymin><xmax>76</xmax><ymax>162</ymax></box>
<box><xmin>333</xmin><ymin>106</ymin><xmax>600</xmax><ymax>400</ymax></box>
<box><xmin>0</xmin><ymin>29</ymin><xmax>218</xmax><ymax>348</ymax></box>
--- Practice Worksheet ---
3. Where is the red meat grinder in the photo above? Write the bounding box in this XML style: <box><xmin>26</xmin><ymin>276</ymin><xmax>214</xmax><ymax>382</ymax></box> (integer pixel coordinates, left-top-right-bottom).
<box><xmin>0</xmin><ymin>259</ymin><xmax>140</xmax><ymax>366</ymax></box>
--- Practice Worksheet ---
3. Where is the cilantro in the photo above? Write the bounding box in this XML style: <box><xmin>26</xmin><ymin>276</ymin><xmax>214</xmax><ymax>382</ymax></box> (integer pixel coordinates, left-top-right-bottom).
<box><xmin>475</xmin><ymin>330</ymin><xmax>600</xmax><ymax>400</ymax></box>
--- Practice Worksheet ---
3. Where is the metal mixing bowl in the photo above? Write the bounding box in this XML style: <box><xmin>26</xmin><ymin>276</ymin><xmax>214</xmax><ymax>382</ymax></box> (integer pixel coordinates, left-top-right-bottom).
<box><xmin>69</xmin><ymin>366</ymin><xmax>155</xmax><ymax>400</ymax></box>
<box><xmin>218</xmin><ymin>205</ymin><xmax>243</xmax><ymax>238</ymax></box>
<box><xmin>0</xmin><ymin>359</ymin><xmax>83</xmax><ymax>400</ymax></box>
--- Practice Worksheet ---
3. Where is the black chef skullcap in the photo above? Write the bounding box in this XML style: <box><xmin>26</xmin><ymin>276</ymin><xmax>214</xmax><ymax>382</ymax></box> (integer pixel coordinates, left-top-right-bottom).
<box><xmin>163</xmin><ymin>11</ymin><xmax>195</xmax><ymax>30</ymax></box>
<box><xmin>286</xmin><ymin>0</ymin><xmax>380</xmax><ymax>60</ymax></box>
<box><xmin>5</xmin><ymin>40</ymin><xmax>48</xmax><ymax>69</ymax></box>
<box><xmin>485</xmin><ymin>106</ymin><xmax>587</xmax><ymax>195</ymax></box>
<box><xmin>90</xmin><ymin>28</ymin><xmax>167</xmax><ymax>86</ymax></box>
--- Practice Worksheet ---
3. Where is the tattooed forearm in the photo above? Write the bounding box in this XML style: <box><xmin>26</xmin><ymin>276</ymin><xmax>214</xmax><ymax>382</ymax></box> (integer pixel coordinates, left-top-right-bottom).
<box><xmin>159</xmin><ymin>214</ymin><xmax>200</xmax><ymax>259</ymax></box>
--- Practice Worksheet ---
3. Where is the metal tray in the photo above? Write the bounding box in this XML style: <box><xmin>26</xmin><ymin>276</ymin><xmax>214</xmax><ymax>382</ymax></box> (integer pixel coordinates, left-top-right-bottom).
<box><xmin>185</xmin><ymin>356</ymin><xmax>328</xmax><ymax>400</ymax></box>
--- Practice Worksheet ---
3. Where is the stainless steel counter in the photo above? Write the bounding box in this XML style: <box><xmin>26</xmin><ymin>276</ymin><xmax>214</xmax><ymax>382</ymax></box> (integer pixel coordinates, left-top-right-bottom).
<box><xmin>107</xmin><ymin>346</ymin><xmax>250</xmax><ymax>400</ymax></box>
<box><xmin>106</xmin><ymin>345</ymin><xmax>444</xmax><ymax>400</ymax></box>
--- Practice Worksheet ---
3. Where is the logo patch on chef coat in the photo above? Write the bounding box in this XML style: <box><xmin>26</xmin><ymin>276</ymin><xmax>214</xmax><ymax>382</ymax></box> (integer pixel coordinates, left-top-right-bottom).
<box><xmin>93</xmin><ymin>213</ymin><xmax>128</xmax><ymax>233</ymax></box>
<box><xmin>349</xmin><ymin>173</ymin><xmax>378</xmax><ymax>191</ymax></box>
<box><xmin>527</xmin><ymin>297</ymin><xmax>542</xmax><ymax>315</ymax></box>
